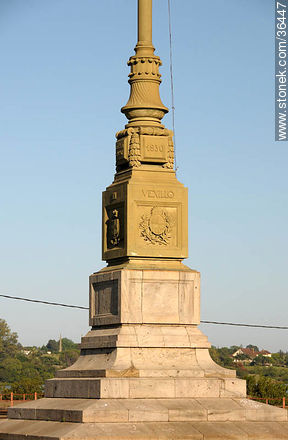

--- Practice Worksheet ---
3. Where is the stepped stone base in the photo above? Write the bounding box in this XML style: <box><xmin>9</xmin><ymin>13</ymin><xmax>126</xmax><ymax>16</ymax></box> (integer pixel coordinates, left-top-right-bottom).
<box><xmin>7</xmin><ymin>397</ymin><xmax>288</xmax><ymax>423</ymax></box>
<box><xmin>0</xmin><ymin>398</ymin><xmax>288</xmax><ymax>439</ymax></box>
<box><xmin>44</xmin><ymin>376</ymin><xmax>246</xmax><ymax>399</ymax></box>
<box><xmin>1</xmin><ymin>268</ymin><xmax>287</xmax><ymax>439</ymax></box>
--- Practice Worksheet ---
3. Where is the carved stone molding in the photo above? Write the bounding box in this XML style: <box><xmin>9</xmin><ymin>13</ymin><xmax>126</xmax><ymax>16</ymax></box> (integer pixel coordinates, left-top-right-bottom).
<box><xmin>128</xmin><ymin>130</ymin><xmax>141</xmax><ymax>167</ymax></box>
<box><xmin>128</xmin><ymin>56</ymin><xmax>162</xmax><ymax>81</ymax></box>
<box><xmin>115</xmin><ymin>126</ymin><xmax>174</xmax><ymax>171</ymax></box>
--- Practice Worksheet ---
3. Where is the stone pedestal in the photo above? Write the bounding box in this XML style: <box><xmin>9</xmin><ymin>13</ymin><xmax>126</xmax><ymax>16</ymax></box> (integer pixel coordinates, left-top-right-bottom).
<box><xmin>43</xmin><ymin>268</ymin><xmax>245</xmax><ymax>401</ymax></box>
<box><xmin>89</xmin><ymin>268</ymin><xmax>200</xmax><ymax>327</ymax></box>
<box><xmin>1</xmin><ymin>268</ymin><xmax>288</xmax><ymax>439</ymax></box>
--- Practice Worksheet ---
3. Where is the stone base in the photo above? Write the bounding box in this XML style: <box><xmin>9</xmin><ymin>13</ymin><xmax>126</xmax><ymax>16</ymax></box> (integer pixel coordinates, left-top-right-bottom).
<box><xmin>1</xmin><ymin>397</ymin><xmax>288</xmax><ymax>439</ymax></box>
<box><xmin>44</xmin><ymin>376</ymin><xmax>246</xmax><ymax>399</ymax></box>
<box><xmin>1</xmin><ymin>267</ymin><xmax>287</xmax><ymax>439</ymax></box>
<box><xmin>88</xmin><ymin>268</ymin><xmax>201</xmax><ymax>327</ymax></box>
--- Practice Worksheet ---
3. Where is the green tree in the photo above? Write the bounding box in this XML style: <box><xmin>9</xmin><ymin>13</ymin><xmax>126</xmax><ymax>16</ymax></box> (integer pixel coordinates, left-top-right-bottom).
<box><xmin>252</xmin><ymin>354</ymin><xmax>267</xmax><ymax>366</ymax></box>
<box><xmin>230</xmin><ymin>345</ymin><xmax>240</xmax><ymax>352</ymax></box>
<box><xmin>12</xmin><ymin>377</ymin><xmax>43</xmax><ymax>395</ymax></box>
<box><xmin>0</xmin><ymin>321</ymin><xmax>81</xmax><ymax>395</ymax></box>
<box><xmin>46</xmin><ymin>339</ymin><xmax>59</xmax><ymax>353</ymax></box>
<box><xmin>236</xmin><ymin>364</ymin><xmax>249</xmax><ymax>378</ymax></box>
<box><xmin>60</xmin><ymin>349</ymin><xmax>79</xmax><ymax>367</ymax></box>
<box><xmin>0</xmin><ymin>358</ymin><xmax>22</xmax><ymax>382</ymax></box>
<box><xmin>61</xmin><ymin>338</ymin><xmax>79</xmax><ymax>351</ymax></box>
<box><xmin>209</xmin><ymin>346</ymin><xmax>235</xmax><ymax>368</ymax></box>
<box><xmin>209</xmin><ymin>346</ymin><xmax>221</xmax><ymax>364</ymax></box>
<box><xmin>234</xmin><ymin>353</ymin><xmax>248</xmax><ymax>362</ymax></box>
<box><xmin>0</xmin><ymin>319</ymin><xmax>20</xmax><ymax>359</ymax></box>
<box><xmin>271</xmin><ymin>352</ymin><xmax>287</xmax><ymax>367</ymax></box>
<box><xmin>247</xmin><ymin>375</ymin><xmax>287</xmax><ymax>405</ymax></box>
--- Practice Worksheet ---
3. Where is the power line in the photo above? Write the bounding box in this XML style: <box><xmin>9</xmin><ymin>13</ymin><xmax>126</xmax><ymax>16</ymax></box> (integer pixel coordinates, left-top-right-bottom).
<box><xmin>201</xmin><ymin>320</ymin><xmax>288</xmax><ymax>330</ymax></box>
<box><xmin>0</xmin><ymin>294</ymin><xmax>88</xmax><ymax>310</ymax></box>
<box><xmin>0</xmin><ymin>293</ymin><xmax>287</xmax><ymax>329</ymax></box>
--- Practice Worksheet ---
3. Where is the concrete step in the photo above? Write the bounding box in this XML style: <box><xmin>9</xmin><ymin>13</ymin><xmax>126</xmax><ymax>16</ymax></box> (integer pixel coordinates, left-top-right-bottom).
<box><xmin>8</xmin><ymin>397</ymin><xmax>288</xmax><ymax>424</ymax></box>
<box><xmin>1</xmin><ymin>418</ymin><xmax>288</xmax><ymax>439</ymax></box>
<box><xmin>44</xmin><ymin>376</ymin><xmax>246</xmax><ymax>399</ymax></box>
<box><xmin>55</xmin><ymin>367</ymin><xmax>235</xmax><ymax>379</ymax></box>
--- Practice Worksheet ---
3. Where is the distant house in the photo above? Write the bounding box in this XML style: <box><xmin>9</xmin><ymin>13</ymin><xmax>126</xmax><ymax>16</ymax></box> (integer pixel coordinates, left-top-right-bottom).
<box><xmin>259</xmin><ymin>350</ymin><xmax>272</xmax><ymax>358</ymax></box>
<box><xmin>232</xmin><ymin>348</ymin><xmax>256</xmax><ymax>364</ymax></box>
<box><xmin>232</xmin><ymin>348</ymin><xmax>271</xmax><ymax>364</ymax></box>
<box><xmin>23</xmin><ymin>349</ymin><xmax>31</xmax><ymax>356</ymax></box>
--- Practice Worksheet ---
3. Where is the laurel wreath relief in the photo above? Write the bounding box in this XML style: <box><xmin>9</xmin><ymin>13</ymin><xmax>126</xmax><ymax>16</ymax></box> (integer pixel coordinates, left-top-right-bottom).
<box><xmin>139</xmin><ymin>206</ymin><xmax>172</xmax><ymax>245</ymax></box>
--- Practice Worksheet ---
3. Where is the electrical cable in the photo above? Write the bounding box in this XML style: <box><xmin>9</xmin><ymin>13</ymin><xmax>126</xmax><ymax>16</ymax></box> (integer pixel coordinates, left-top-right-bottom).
<box><xmin>200</xmin><ymin>320</ymin><xmax>288</xmax><ymax>330</ymax></box>
<box><xmin>0</xmin><ymin>294</ymin><xmax>88</xmax><ymax>310</ymax></box>
<box><xmin>1</xmin><ymin>294</ymin><xmax>287</xmax><ymax>329</ymax></box>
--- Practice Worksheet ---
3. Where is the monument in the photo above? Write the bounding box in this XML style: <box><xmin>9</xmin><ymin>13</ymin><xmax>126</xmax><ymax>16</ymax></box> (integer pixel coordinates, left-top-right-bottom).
<box><xmin>1</xmin><ymin>1</ymin><xmax>288</xmax><ymax>438</ymax></box>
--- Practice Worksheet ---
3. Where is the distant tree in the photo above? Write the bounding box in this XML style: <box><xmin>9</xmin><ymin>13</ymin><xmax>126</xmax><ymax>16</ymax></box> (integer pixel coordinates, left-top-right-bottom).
<box><xmin>247</xmin><ymin>375</ymin><xmax>287</xmax><ymax>404</ymax></box>
<box><xmin>209</xmin><ymin>346</ymin><xmax>221</xmax><ymax>364</ymax></box>
<box><xmin>12</xmin><ymin>377</ymin><xmax>43</xmax><ymax>395</ymax></box>
<box><xmin>61</xmin><ymin>338</ymin><xmax>79</xmax><ymax>351</ymax></box>
<box><xmin>235</xmin><ymin>353</ymin><xmax>248</xmax><ymax>361</ymax></box>
<box><xmin>0</xmin><ymin>358</ymin><xmax>22</xmax><ymax>382</ymax></box>
<box><xmin>40</xmin><ymin>345</ymin><xmax>49</xmax><ymax>353</ymax></box>
<box><xmin>0</xmin><ymin>319</ymin><xmax>21</xmax><ymax>359</ymax></box>
<box><xmin>230</xmin><ymin>345</ymin><xmax>240</xmax><ymax>353</ymax></box>
<box><xmin>252</xmin><ymin>354</ymin><xmax>268</xmax><ymax>366</ymax></box>
<box><xmin>0</xmin><ymin>383</ymin><xmax>11</xmax><ymax>395</ymax></box>
<box><xmin>236</xmin><ymin>364</ymin><xmax>248</xmax><ymax>378</ymax></box>
<box><xmin>46</xmin><ymin>339</ymin><xmax>59</xmax><ymax>353</ymax></box>
<box><xmin>0</xmin><ymin>323</ymin><xmax>82</xmax><ymax>395</ymax></box>
<box><xmin>60</xmin><ymin>349</ymin><xmax>79</xmax><ymax>367</ymax></box>
<box><xmin>209</xmin><ymin>346</ymin><xmax>235</xmax><ymax>368</ymax></box>
<box><xmin>270</xmin><ymin>352</ymin><xmax>286</xmax><ymax>367</ymax></box>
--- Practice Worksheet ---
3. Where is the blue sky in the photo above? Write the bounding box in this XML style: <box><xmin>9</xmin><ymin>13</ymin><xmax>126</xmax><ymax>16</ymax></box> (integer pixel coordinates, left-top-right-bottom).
<box><xmin>1</xmin><ymin>0</ymin><xmax>287</xmax><ymax>351</ymax></box>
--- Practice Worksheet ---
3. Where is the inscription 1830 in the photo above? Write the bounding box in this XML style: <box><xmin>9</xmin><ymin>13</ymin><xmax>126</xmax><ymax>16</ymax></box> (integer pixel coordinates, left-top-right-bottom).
<box><xmin>140</xmin><ymin>135</ymin><xmax>168</xmax><ymax>163</ymax></box>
